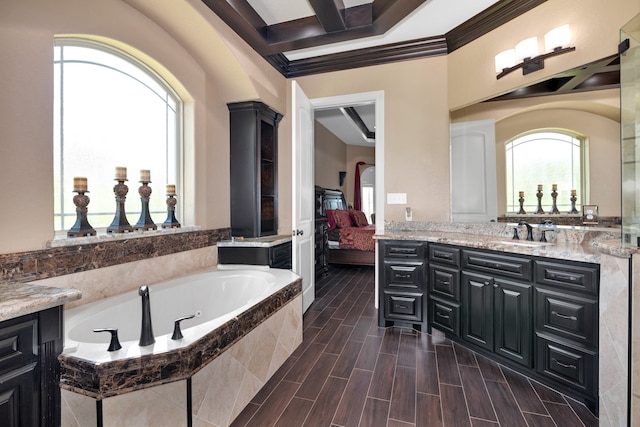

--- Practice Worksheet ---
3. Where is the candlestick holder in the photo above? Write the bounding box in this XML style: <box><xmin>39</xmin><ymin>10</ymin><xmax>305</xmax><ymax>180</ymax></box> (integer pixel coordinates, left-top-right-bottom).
<box><xmin>67</xmin><ymin>191</ymin><xmax>96</xmax><ymax>237</ymax></box>
<box><xmin>535</xmin><ymin>189</ymin><xmax>545</xmax><ymax>214</ymax></box>
<box><xmin>550</xmin><ymin>189</ymin><xmax>560</xmax><ymax>214</ymax></box>
<box><xmin>518</xmin><ymin>194</ymin><xmax>526</xmax><ymax>214</ymax></box>
<box><xmin>134</xmin><ymin>181</ymin><xmax>157</xmax><ymax>231</ymax></box>
<box><xmin>162</xmin><ymin>192</ymin><xmax>181</xmax><ymax>229</ymax></box>
<box><xmin>107</xmin><ymin>180</ymin><xmax>134</xmax><ymax>233</ymax></box>
<box><xmin>569</xmin><ymin>193</ymin><xmax>579</xmax><ymax>214</ymax></box>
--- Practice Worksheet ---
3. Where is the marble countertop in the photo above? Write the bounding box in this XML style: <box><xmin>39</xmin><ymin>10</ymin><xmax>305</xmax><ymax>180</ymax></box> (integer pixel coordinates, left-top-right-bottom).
<box><xmin>217</xmin><ymin>235</ymin><xmax>292</xmax><ymax>248</ymax></box>
<box><xmin>0</xmin><ymin>282</ymin><xmax>81</xmax><ymax>322</ymax></box>
<box><xmin>376</xmin><ymin>229</ymin><xmax>633</xmax><ymax>264</ymax></box>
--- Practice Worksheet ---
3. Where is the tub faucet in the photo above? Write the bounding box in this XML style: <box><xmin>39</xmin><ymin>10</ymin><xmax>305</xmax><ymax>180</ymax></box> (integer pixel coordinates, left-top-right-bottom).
<box><xmin>138</xmin><ymin>285</ymin><xmax>155</xmax><ymax>346</ymax></box>
<box><xmin>518</xmin><ymin>221</ymin><xmax>534</xmax><ymax>241</ymax></box>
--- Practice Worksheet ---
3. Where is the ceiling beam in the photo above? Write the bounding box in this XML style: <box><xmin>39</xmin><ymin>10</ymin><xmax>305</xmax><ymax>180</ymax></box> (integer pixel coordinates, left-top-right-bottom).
<box><xmin>308</xmin><ymin>0</ymin><xmax>346</xmax><ymax>33</ymax></box>
<box><xmin>342</xmin><ymin>107</ymin><xmax>375</xmax><ymax>141</ymax></box>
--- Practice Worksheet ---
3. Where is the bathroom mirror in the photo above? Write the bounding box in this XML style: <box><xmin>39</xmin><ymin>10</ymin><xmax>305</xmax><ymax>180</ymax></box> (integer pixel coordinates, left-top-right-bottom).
<box><xmin>449</xmin><ymin>57</ymin><xmax>621</xmax><ymax>222</ymax></box>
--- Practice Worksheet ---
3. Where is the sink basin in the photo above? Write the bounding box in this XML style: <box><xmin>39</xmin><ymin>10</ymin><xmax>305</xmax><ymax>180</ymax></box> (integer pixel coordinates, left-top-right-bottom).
<box><xmin>490</xmin><ymin>240</ymin><xmax>550</xmax><ymax>248</ymax></box>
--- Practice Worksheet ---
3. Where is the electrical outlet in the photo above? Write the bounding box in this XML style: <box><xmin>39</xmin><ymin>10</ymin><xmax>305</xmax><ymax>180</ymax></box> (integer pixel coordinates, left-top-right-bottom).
<box><xmin>387</xmin><ymin>193</ymin><xmax>407</xmax><ymax>204</ymax></box>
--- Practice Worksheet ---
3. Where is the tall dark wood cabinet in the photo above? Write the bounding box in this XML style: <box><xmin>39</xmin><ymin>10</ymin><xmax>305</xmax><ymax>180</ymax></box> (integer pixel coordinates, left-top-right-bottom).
<box><xmin>228</xmin><ymin>101</ymin><xmax>282</xmax><ymax>238</ymax></box>
<box><xmin>314</xmin><ymin>186</ymin><xmax>328</xmax><ymax>279</ymax></box>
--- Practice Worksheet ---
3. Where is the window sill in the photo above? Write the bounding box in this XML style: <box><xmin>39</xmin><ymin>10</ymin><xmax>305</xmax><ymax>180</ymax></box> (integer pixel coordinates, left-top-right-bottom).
<box><xmin>48</xmin><ymin>225</ymin><xmax>201</xmax><ymax>248</ymax></box>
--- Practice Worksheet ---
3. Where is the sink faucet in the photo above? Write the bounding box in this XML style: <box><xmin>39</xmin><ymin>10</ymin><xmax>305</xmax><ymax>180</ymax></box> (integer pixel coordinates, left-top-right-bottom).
<box><xmin>518</xmin><ymin>221</ymin><xmax>534</xmax><ymax>241</ymax></box>
<box><xmin>138</xmin><ymin>285</ymin><xmax>155</xmax><ymax>346</ymax></box>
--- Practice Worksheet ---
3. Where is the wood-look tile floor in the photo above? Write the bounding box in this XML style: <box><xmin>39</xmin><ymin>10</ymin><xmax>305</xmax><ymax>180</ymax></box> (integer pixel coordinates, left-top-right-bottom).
<box><xmin>231</xmin><ymin>265</ymin><xmax>599</xmax><ymax>427</ymax></box>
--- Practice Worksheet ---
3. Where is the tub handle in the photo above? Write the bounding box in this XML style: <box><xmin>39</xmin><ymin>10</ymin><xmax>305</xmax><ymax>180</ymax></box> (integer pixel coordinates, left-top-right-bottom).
<box><xmin>172</xmin><ymin>315</ymin><xmax>196</xmax><ymax>340</ymax></box>
<box><xmin>93</xmin><ymin>328</ymin><xmax>122</xmax><ymax>352</ymax></box>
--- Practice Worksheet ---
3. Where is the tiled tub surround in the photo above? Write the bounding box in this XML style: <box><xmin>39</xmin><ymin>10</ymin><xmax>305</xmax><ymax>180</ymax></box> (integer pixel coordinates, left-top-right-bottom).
<box><xmin>0</xmin><ymin>227</ymin><xmax>230</xmax><ymax>285</ymax></box>
<box><xmin>60</xmin><ymin>270</ymin><xmax>303</xmax><ymax>426</ymax></box>
<box><xmin>380</xmin><ymin>221</ymin><xmax>631</xmax><ymax>427</ymax></box>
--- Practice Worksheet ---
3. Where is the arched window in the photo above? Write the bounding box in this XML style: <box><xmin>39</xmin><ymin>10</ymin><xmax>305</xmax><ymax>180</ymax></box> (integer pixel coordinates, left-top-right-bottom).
<box><xmin>360</xmin><ymin>166</ymin><xmax>375</xmax><ymax>223</ymax></box>
<box><xmin>53</xmin><ymin>39</ymin><xmax>182</xmax><ymax>231</ymax></box>
<box><xmin>505</xmin><ymin>130</ymin><xmax>585</xmax><ymax>213</ymax></box>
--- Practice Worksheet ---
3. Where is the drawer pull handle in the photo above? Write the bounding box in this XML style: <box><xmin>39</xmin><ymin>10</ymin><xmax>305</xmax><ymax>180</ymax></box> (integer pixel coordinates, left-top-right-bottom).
<box><xmin>397</xmin><ymin>305</ymin><xmax>409</xmax><ymax>309</ymax></box>
<box><xmin>552</xmin><ymin>311</ymin><xmax>578</xmax><ymax>321</ymax></box>
<box><xmin>548</xmin><ymin>272</ymin><xmax>580</xmax><ymax>282</ymax></box>
<box><xmin>436</xmin><ymin>312</ymin><xmax>450</xmax><ymax>319</ymax></box>
<box><xmin>396</xmin><ymin>274</ymin><xmax>412</xmax><ymax>279</ymax></box>
<box><xmin>553</xmin><ymin>358</ymin><xmax>577</xmax><ymax>370</ymax></box>
<box><xmin>438</xmin><ymin>280</ymin><xmax>450</xmax><ymax>285</ymax></box>
<box><xmin>435</xmin><ymin>251</ymin><xmax>453</xmax><ymax>260</ymax></box>
<box><xmin>392</xmin><ymin>248</ymin><xmax>415</xmax><ymax>254</ymax></box>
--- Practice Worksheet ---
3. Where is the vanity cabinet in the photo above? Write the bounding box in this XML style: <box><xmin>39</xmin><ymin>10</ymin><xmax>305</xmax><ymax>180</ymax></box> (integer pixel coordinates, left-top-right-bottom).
<box><xmin>378</xmin><ymin>240</ymin><xmax>428</xmax><ymax>330</ymax></box>
<box><xmin>461</xmin><ymin>250</ymin><xmax>533</xmax><ymax>368</ymax></box>
<box><xmin>377</xmin><ymin>240</ymin><xmax>601</xmax><ymax>414</ymax></box>
<box><xmin>0</xmin><ymin>306</ymin><xmax>64</xmax><ymax>427</ymax></box>
<box><xmin>228</xmin><ymin>101</ymin><xmax>283</xmax><ymax>238</ymax></box>
<box><xmin>427</xmin><ymin>244</ymin><xmax>461</xmax><ymax>336</ymax></box>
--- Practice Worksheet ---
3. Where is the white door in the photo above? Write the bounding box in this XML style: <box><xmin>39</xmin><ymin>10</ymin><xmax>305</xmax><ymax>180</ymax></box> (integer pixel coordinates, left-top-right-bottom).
<box><xmin>450</xmin><ymin>120</ymin><xmax>498</xmax><ymax>222</ymax></box>
<box><xmin>291</xmin><ymin>81</ymin><xmax>315</xmax><ymax>312</ymax></box>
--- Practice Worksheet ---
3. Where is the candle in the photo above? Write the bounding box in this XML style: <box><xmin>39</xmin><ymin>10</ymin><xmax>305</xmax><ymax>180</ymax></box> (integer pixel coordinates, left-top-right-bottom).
<box><xmin>552</xmin><ymin>184</ymin><xmax>557</xmax><ymax>191</ymax></box>
<box><xmin>115</xmin><ymin>166</ymin><xmax>127</xmax><ymax>181</ymax></box>
<box><xmin>73</xmin><ymin>177</ymin><xmax>88</xmax><ymax>192</ymax></box>
<box><xmin>518</xmin><ymin>191</ymin><xmax>524</xmax><ymax>197</ymax></box>
<box><xmin>166</xmin><ymin>184</ymin><xmax>176</xmax><ymax>195</ymax></box>
<box><xmin>140</xmin><ymin>169</ymin><xmax>151</xmax><ymax>182</ymax></box>
<box><xmin>571</xmin><ymin>189</ymin><xmax>577</xmax><ymax>196</ymax></box>
<box><xmin>537</xmin><ymin>184</ymin><xmax>543</xmax><ymax>191</ymax></box>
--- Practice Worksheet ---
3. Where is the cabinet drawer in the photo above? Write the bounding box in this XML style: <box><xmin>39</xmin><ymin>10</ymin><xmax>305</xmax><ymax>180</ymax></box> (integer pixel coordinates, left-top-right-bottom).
<box><xmin>383</xmin><ymin>291</ymin><xmax>423</xmax><ymax>323</ymax></box>
<box><xmin>429</xmin><ymin>265</ymin><xmax>460</xmax><ymax>301</ymax></box>
<box><xmin>428</xmin><ymin>244</ymin><xmax>460</xmax><ymax>267</ymax></box>
<box><xmin>429</xmin><ymin>296</ymin><xmax>460</xmax><ymax>337</ymax></box>
<box><xmin>384</xmin><ymin>261</ymin><xmax>425</xmax><ymax>290</ymax></box>
<box><xmin>534</xmin><ymin>260</ymin><xmax>599</xmax><ymax>296</ymax></box>
<box><xmin>462</xmin><ymin>249</ymin><xmax>532</xmax><ymax>281</ymax></box>
<box><xmin>535</xmin><ymin>288</ymin><xmax>597</xmax><ymax>346</ymax></box>
<box><xmin>382</xmin><ymin>241</ymin><xmax>426</xmax><ymax>259</ymax></box>
<box><xmin>0</xmin><ymin>317</ymin><xmax>37</xmax><ymax>374</ymax></box>
<box><xmin>536</xmin><ymin>333</ymin><xmax>597</xmax><ymax>396</ymax></box>
<box><xmin>270</xmin><ymin>242</ymin><xmax>292</xmax><ymax>267</ymax></box>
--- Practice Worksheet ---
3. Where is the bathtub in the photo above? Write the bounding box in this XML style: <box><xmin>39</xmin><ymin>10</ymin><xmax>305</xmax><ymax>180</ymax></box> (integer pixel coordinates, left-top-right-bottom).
<box><xmin>59</xmin><ymin>266</ymin><xmax>303</xmax><ymax>400</ymax></box>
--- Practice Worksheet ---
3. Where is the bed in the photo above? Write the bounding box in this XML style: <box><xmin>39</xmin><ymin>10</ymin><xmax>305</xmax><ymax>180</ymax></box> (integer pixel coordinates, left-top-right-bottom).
<box><xmin>321</xmin><ymin>188</ymin><xmax>376</xmax><ymax>266</ymax></box>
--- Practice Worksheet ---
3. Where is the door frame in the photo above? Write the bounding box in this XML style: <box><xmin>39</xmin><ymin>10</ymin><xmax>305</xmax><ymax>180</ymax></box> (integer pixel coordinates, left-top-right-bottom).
<box><xmin>309</xmin><ymin>90</ymin><xmax>385</xmax><ymax>308</ymax></box>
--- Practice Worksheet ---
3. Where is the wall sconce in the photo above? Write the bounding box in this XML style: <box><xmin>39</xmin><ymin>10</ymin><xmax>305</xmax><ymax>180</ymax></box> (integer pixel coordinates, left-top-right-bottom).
<box><xmin>495</xmin><ymin>25</ymin><xmax>575</xmax><ymax>79</ymax></box>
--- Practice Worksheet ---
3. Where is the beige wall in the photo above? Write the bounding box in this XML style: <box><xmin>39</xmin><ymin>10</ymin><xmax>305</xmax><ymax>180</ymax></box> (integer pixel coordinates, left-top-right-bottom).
<box><xmin>295</xmin><ymin>56</ymin><xmax>451</xmax><ymax>223</ymax></box>
<box><xmin>314</xmin><ymin>122</ymin><xmax>347</xmax><ymax>190</ymax></box>
<box><xmin>0</xmin><ymin>0</ymin><xmax>286</xmax><ymax>254</ymax></box>
<box><xmin>452</xmin><ymin>89</ymin><xmax>621</xmax><ymax>217</ymax></box>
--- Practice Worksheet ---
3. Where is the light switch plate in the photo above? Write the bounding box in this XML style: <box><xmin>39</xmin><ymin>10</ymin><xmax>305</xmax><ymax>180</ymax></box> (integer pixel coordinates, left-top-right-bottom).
<box><xmin>387</xmin><ymin>193</ymin><xmax>407</xmax><ymax>204</ymax></box>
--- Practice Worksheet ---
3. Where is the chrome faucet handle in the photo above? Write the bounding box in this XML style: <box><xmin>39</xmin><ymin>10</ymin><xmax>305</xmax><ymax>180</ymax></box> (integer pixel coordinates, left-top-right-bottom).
<box><xmin>94</xmin><ymin>328</ymin><xmax>122</xmax><ymax>352</ymax></box>
<box><xmin>171</xmin><ymin>314</ymin><xmax>196</xmax><ymax>340</ymax></box>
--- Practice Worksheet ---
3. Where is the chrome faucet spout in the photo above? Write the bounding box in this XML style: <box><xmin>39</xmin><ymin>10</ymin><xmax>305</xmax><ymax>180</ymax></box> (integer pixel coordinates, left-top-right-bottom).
<box><xmin>138</xmin><ymin>285</ymin><xmax>155</xmax><ymax>346</ymax></box>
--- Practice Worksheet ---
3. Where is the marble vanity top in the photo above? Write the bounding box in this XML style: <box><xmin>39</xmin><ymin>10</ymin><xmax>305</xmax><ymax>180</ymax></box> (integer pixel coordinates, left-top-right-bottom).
<box><xmin>217</xmin><ymin>235</ymin><xmax>292</xmax><ymax>248</ymax></box>
<box><xmin>0</xmin><ymin>282</ymin><xmax>81</xmax><ymax>322</ymax></box>
<box><xmin>377</xmin><ymin>222</ymin><xmax>633</xmax><ymax>264</ymax></box>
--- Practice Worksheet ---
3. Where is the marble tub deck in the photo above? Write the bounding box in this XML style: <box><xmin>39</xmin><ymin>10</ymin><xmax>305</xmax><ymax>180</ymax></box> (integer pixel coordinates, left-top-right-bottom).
<box><xmin>59</xmin><ymin>277</ymin><xmax>302</xmax><ymax>399</ymax></box>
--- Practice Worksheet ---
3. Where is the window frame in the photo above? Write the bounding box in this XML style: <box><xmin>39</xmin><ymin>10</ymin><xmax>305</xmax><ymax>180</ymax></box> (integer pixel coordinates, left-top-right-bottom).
<box><xmin>53</xmin><ymin>38</ymin><xmax>183</xmax><ymax>233</ymax></box>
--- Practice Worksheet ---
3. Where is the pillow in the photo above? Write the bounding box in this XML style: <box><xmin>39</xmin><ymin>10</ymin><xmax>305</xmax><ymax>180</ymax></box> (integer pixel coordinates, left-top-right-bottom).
<box><xmin>350</xmin><ymin>210</ymin><xmax>369</xmax><ymax>227</ymax></box>
<box><xmin>326</xmin><ymin>209</ymin><xmax>337</xmax><ymax>231</ymax></box>
<box><xmin>333</xmin><ymin>209</ymin><xmax>354</xmax><ymax>228</ymax></box>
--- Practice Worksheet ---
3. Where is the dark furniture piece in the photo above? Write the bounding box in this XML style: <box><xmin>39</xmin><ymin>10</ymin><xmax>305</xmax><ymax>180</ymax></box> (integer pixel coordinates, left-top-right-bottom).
<box><xmin>314</xmin><ymin>186</ymin><xmax>328</xmax><ymax>279</ymax></box>
<box><xmin>0</xmin><ymin>307</ymin><xmax>64</xmax><ymax>427</ymax></box>
<box><xmin>218</xmin><ymin>238</ymin><xmax>292</xmax><ymax>269</ymax></box>
<box><xmin>379</xmin><ymin>240</ymin><xmax>600</xmax><ymax>414</ymax></box>
<box><xmin>318</xmin><ymin>187</ymin><xmax>375</xmax><ymax>266</ymax></box>
<box><xmin>378</xmin><ymin>240</ymin><xmax>428</xmax><ymax>331</ymax></box>
<box><xmin>228</xmin><ymin>101</ymin><xmax>282</xmax><ymax>238</ymax></box>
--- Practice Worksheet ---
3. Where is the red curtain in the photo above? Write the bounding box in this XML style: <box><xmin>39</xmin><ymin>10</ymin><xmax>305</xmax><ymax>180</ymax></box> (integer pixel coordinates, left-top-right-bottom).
<box><xmin>354</xmin><ymin>161</ymin><xmax>366</xmax><ymax>211</ymax></box>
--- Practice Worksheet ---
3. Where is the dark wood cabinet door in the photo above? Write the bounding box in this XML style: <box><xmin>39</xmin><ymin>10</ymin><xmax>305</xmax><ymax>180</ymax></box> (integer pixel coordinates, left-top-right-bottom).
<box><xmin>461</xmin><ymin>272</ymin><xmax>493</xmax><ymax>351</ymax></box>
<box><xmin>0</xmin><ymin>363</ymin><xmax>39</xmax><ymax>427</ymax></box>
<box><xmin>493</xmin><ymin>278</ymin><xmax>533</xmax><ymax>367</ymax></box>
